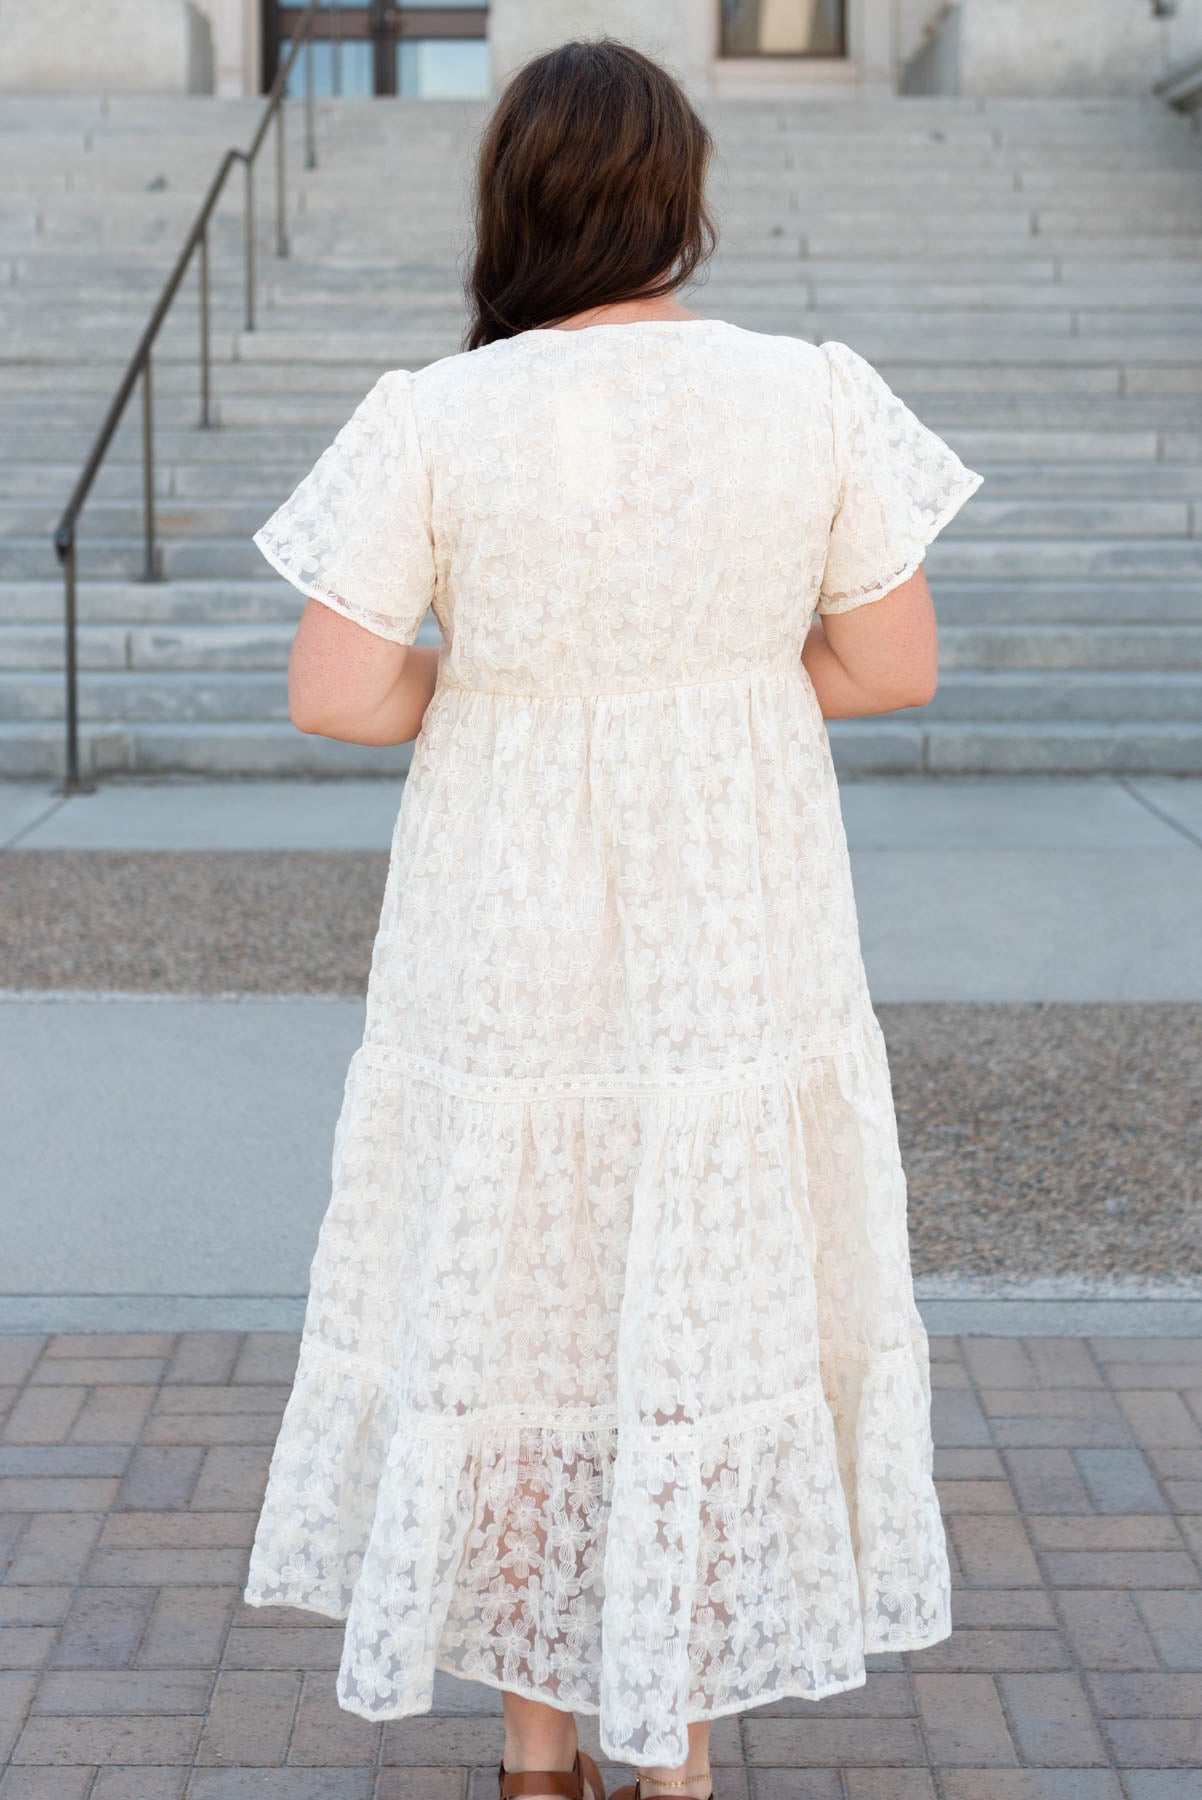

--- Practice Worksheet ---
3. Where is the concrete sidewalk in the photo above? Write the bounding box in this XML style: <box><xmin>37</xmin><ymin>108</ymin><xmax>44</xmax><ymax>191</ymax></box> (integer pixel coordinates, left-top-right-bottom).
<box><xmin>1</xmin><ymin>993</ymin><xmax>1198</xmax><ymax>1334</ymax></box>
<box><xmin>6</xmin><ymin>773</ymin><xmax>1202</xmax><ymax>855</ymax></box>
<box><xmin>1</xmin><ymin>776</ymin><xmax>1198</xmax><ymax>1334</ymax></box>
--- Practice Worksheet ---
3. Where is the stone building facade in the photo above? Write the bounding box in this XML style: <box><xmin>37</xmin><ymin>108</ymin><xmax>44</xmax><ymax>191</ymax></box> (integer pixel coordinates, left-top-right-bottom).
<box><xmin>1</xmin><ymin>0</ymin><xmax>1199</xmax><ymax>100</ymax></box>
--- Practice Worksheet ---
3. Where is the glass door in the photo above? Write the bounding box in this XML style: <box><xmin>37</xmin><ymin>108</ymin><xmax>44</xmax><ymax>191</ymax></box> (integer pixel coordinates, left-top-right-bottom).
<box><xmin>720</xmin><ymin>0</ymin><xmax>845</xmax><ymax>57</ymax></box>
<box><xmin>265</xmin><ymin>1</ymin><xmax>490</xmax><ymax>98</ymax></box>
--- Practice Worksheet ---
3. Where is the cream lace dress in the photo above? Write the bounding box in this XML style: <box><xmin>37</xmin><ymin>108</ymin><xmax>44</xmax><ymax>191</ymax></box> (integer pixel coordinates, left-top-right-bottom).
<box><xmin>245</xmin><ymin>319</ymin><xmax>983</xmax><ymax>1765</ymax></box>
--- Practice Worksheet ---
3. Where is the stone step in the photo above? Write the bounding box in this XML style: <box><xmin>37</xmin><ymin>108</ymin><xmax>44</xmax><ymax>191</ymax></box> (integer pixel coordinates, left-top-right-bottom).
<box><xmin>812</xmin><ymin>233</ymin><xmax>1202</xmax><ymax>260</ymax></box>
<box><xmin>15</xmin><ymin>355</ymin><xmax>1190</xmax><ymax>408</ymax></box>
<box><xmin>2</xmin><ymin>91</ymin><xmax>1196</xmax><ymax>775</ymax></box>
<box><xmin>6</xmin><ymin>422</ymin><xmax>1185</xmax><ymax>471</ymax></box>
<box><xmin>828</xmin><ymin>720</ymin><xmax>1202</xmax><ymax>776</ymax></box>
<box><xmin>7</xmin><ymin>493</ymin><xmax>1194</xmax><ymax>540</ymax></box>
<box><xmin>4</xmin><ymin>668</ymin><xmax>1200</xmax><ymax>727</ymax></box>
<box><xmin>752</xmin><ymin>279</ymin><xmax>1202</xmax><ymax>307</ymax></box>
<box><xmin>0</xmin><ymin>578</ymin><xmax>309</xmax><ymax>625</ymax></box>
<box><xmin>6</xmin><ymin>241</ymin><xmax>1195</xmax><ymax>277</ymax></box>
<box><xmin>313</xmin><ymin>207</ymin><xmax>1202</xmax><ymax>249</ymax></box>
<box><xmin>224</xmin><ymin>329</ymin><xmax>1202</xmax><ymax>376</ymax></box>
<box><xmin>12</xmin><ymin>358</ymin><xmax>1202</xmax><ymax>410</ymax></box>
<box><xmin>9</xmin><ymin>458</ymin><xmax>1201</xmax><ymax>505</ymax></box>
<box><xmin>3</xmin><ymin>493</ymin><xmax>1194</xmax><ymax>542</ymax></box>
<box><xmin>304</xmin><ymin>165</ymin><xmax>1202</xmax><ymax>202</ymax></box>
<box><xmin>6</xmin><ymin>576</ymin><xmax>1193</xmax><ymax>629</ymax></box>
<box><xmin>0</xmin><ymin>363</ymin><xmax>395</xmax><ymax>401</ymax></box>
<box><xmin>0</xmin><ymin>719</ymin><xmax>416</xmax><ymax>779</ymax></box>
<box><xmin>249</xmin><ymin>274</ymin><xmax>1202</xmax><ymax>311</ymax></box>
<box><xmin>7</xmin><ymin>329</ymin><xmax>1202</xmax><ymax>385</ymax></box>
<box><xmin>0</xmin><ymin>331</ymin><xmax>242</xmax><ymax>370</ymax></box>
<box><xmin>922</xmin><ymin>671</ymin><xmax>1202</xmax><ymax>724</ymax></box>
<box><xmin>936</xmin><ymin>625</ymin><xmax>1202</xmax><ymax>671</ymax></box>
<box><xmin>4</xmin><ymin>716</ymin><xmax>1200</xmax><ymax>781</ymax></box>
<box><xmin>0</xmin><ymin>499</ymin><xmax>269</xmax><ymax>540</ymax></box>
<box><xmin>0</xmin><ymin>428</ymin><xmax>346</xmax><ymax>466</ymax></box>
<box><xmin>2</xmin><ymin>669</ymin><xmax>293</xmax><ymax>722</ymax></box>
<box><xmin>2</xmin><ymin>620</ymin><xmax>1197</xmax><ymax>675</ymax></box>
<box><xmin>0</xmin><ymin>611</ymin><xmax>444</xmax><ymax>670</ymax></box>
<box><xmin>290</xmin><ymin>227</ymin><xmax>1202</xmax><ymax>261</ymax></box>
<box><xmin>929</xmin><ymin>580</ymin><xmax>1202</xmax><ymax>624</ymax></box>
<box><xmin>112</xmin><ymin>297</ymin><xmax>1200</xmax><ymax>348</ymax></box>
<box><xmin>77</xmin><ymin>300</ymin><xmax>1139</xmax><ymax>339</ymax></box>
<box><xmin>6</xmin><ymin>530</ymin><xmax>1202</xmax><ymax>585</ymax></box>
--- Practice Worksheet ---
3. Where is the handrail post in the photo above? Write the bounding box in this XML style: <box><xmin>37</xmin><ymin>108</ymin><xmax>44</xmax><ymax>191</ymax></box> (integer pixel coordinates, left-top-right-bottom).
<box><xmin>244</xmin><ymin>156</ymin><xmax>256</xmax><ymax>331</ymax></box>
<box><xmin>276</xmin><ymin>102</ymin><xmax>288</xmax><ymax>257</ymax></box>
<box><xmin>58</xmin><ymin>533</ymin><xmax>90</xmax><ymax>794</ymax></box>
<box><xmin>141</xmin><ymin>357</ymin><xmax>158</xmax><ymax>582</ymax></box>
<box><xmin>305</xmin><ymin>23</ymin><xmax>317</xmax><ymax>171</ymax></box>
<box><xmin>198</xmin><ymin>225</ymin><xmax>212</xmax><ymax>426</ymax></box>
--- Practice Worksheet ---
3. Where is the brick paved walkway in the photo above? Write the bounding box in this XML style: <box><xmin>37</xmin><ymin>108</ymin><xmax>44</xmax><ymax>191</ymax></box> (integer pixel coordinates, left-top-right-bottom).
<box><xmin>1</xmin><ymin>1331</ymin><xmax>1200</xmax><ymax>1800</ymax></box>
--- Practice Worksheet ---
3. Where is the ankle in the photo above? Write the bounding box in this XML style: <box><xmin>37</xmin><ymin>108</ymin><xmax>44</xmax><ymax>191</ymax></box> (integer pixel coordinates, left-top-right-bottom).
<box><xmin>639</xmin><ymin>1786</ymin><xmax>713</xmax><ymax>1799</ymax></box>
<box><xmin>502</xmin><ymin>1739</ymin><xmax>579</xmax><ymax>1776</ymax></box>
<box><xmin>637</xmin><ymin>1769</ymin><xmax>713</xmax><ymax>1800</ymax></box>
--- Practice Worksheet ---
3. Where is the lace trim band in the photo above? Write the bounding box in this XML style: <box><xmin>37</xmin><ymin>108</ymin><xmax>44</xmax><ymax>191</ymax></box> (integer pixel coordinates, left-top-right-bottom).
<box><xmin>295</xmin><ymin>1333</ymin><xmax>927</xmax><ymax>1446</ymax></box>
<box><xmin>353</xmin><ymin>1027</ymin><xmax>872</xmax><ymax>1101</ymax></box>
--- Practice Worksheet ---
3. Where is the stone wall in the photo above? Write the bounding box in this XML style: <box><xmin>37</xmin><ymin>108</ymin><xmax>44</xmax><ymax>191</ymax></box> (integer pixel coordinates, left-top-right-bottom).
<box><xmin>0</xmin><ymin>0</ymin><xmax>212</xmax><ymax>94</ymax></box>
<box><xmin>909</xmin><ymin>0</ymin><xmax>1202</xmax><ymax>96</ymax></box>
<box><xmin>3</xmin><ymin>0</ymin><xmax>1200</xmax><ymax>98</ymax></box>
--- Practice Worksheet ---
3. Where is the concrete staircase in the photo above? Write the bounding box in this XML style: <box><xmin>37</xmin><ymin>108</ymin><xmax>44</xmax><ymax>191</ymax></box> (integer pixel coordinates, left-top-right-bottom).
<box><xmin>1</xmin><ymin>92</ymin><xmax>1200</xmax><ymax>777</ymax></box>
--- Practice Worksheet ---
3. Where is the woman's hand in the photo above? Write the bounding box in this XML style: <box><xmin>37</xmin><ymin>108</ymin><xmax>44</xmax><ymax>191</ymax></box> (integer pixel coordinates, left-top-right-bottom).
<box><xmin>801</xmin><ymin>564</ymin><xmax>939</xmax><ymax>719</ymax></box>
<box><xmin>287</xmin><ymin>599</ymin><xmax>441</xmax><ymax>745</ymax></box>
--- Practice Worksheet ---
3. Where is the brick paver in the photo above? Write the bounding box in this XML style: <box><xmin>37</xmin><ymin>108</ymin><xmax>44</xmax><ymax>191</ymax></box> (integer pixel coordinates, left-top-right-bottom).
<box><xmin>0</xmin><ymin>1333</ymin><xmax>1199</xmax><ymax>1798</ymax></box>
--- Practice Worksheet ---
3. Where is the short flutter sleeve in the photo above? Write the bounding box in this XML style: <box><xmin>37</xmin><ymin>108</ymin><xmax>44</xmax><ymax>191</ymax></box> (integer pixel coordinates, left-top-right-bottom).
<box><xmin>252</xmin><ymin>369</ymin><xmax>434</xmax><ymax>645</ymax></box>
<box><xmin>817</xmin><ymin>339</ymin><xmax>983</xmax><ymax>616</ymax></box>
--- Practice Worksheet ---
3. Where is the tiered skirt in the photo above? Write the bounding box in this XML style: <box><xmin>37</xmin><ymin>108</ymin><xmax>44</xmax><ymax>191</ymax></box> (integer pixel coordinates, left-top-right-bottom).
<box><xmin>244</xmin><ymin>1012</ymin><xmax>950</xmax><ymax>1765</ymax></box>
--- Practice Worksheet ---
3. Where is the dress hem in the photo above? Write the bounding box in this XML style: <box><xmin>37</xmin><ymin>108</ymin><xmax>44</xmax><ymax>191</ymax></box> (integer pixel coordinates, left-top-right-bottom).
<box><xmin>242</xmin><ymin>1582</ymin><xmax>953</xmax><ymax>1738</ymax></box>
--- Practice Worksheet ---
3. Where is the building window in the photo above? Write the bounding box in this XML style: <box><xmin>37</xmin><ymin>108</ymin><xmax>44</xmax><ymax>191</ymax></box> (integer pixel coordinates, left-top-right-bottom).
<box><xmin>267</xmin><ymin>3</ymin><xmax>490</xmax><ymax>99</ymax></box>
<box><xmin>396</xmin><ymin>35</ymin><xmax>490</xmax><ymax>98</ymax></box>
<box><xmin>720</xmin><ymin>0</ymin><xmax>845</xmax><ymax>57</ymax></box>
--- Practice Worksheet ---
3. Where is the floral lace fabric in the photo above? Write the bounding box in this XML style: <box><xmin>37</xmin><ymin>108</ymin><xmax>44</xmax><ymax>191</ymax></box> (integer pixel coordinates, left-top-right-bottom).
<box><xmin>245</xmin><ymin>321</ymin><xmax>982</xmax><ymax>1763</ymax></box>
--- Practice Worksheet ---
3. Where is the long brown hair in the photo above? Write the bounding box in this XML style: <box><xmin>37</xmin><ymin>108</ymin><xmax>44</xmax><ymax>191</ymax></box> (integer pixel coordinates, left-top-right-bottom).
<box><xmin>466</xmin><ymin>39</ymin><xmax>716</xmax><ymax>350</ymax></box>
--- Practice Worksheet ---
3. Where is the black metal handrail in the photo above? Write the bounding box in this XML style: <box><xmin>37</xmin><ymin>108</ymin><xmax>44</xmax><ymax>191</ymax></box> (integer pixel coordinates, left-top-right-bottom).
<box><xmin>52</xmin><ymin>1</ymin><xmax>325</xmax><ymax>793</ymax></box>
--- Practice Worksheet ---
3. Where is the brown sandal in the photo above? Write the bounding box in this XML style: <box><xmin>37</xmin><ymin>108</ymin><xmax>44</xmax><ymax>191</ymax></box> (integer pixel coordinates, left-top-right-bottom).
<box><xmin>498</xmin><ymin>1748</ymin><xmax>606</xmax><ymax>1798</ymax></box>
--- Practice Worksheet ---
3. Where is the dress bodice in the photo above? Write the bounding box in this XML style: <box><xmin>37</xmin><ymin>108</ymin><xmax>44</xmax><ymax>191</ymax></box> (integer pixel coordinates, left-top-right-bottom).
<box><xmin>253</xmin><ymin>319</ymin><xmax>982</xmax><ymax>699</ymax></box>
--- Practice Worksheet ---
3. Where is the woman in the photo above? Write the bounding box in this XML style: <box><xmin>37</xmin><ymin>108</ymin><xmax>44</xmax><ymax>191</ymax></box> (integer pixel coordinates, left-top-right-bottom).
<box><xmin>244</xmin><ymin>39</ymin><xmax>982</xmax><ymax>1800</ymax></box>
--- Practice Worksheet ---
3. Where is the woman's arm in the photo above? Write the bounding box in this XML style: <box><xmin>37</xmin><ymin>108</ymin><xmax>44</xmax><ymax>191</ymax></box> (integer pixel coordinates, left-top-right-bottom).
<box><xmin>801</xmin><ymin>564</ymin><xmax>939</xmax><ymax>719</ymax></box>
<box><xmin>288</xmin><ymin>599</ymin><xmax>441</xmax><ymax>746</ymax></box>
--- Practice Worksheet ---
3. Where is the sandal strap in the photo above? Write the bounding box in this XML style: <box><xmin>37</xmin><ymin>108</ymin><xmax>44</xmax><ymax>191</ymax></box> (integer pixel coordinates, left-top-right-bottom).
<box><xmin>498</xmin><ymin>1751</ymin><xmax>588</xmax><ymax>1797</ymax></box>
